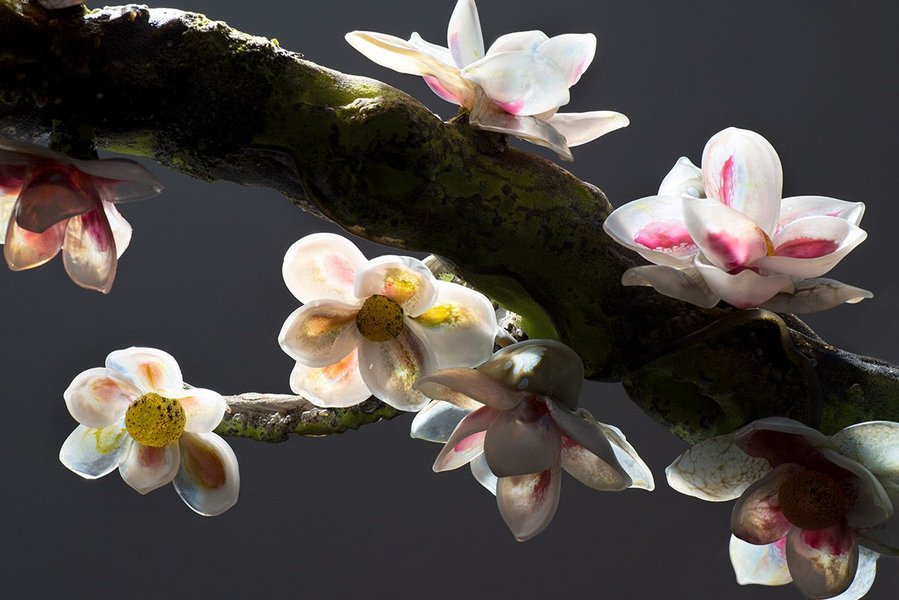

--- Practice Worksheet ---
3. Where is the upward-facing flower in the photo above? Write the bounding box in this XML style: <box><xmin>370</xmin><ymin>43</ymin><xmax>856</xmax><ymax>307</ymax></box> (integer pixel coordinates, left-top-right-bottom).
<box><xmin>603</xmin><ymin>128</ymin><xmax>871</xmax><ymax>313</ymax></box>
<box><xmin>346</xmin><ymin>0</ymin><xmax>628</xmax><ymax>160</ymax></box>
<box><xmin>0</xmin><ymin>138</ymin><xmax>162</xmax><ymax>293</ymax></box>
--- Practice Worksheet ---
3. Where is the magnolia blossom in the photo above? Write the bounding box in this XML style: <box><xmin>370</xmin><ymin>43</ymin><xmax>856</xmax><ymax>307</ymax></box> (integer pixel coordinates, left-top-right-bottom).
<box><xmin>60</xmin><ymin>347</ymin><xmax>240</xmax><ymax>516</ymax></box>
<box><xmin>603</xmin><ymin>127</ymin><xmax>871</xmax><ymax>313</ymax></box>
<box><xmin>278</xmin><ymin>233</ymin><xmax>498</xmax><ymax>412</ymax></box>
<box><xmin>0</xmin><ymin>138</ymin><xmax>162</xmax><ymax>293</ymax></box>
<box><xmin>411</xmin><ymin>340</ymin><xmax>654</xmax><ymax>541</ymax></box>
<box><xmin>667</xmin><ymin>418</ymin><xmax>899</xmax><ymax>599</ymax></box>
<box><xmin>346</xmin><ymin>0</ymin><xmax>628</xmax><ymax>160</ymax></box>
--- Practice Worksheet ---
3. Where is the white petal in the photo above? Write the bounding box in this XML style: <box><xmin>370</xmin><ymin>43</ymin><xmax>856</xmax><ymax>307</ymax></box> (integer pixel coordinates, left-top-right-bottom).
<box><xmin>659</xmin><ymin>156</ymin><xmax>705</xmax><ymax>198</ymax></box>
<box><xmin>354</xmin><ymin>255</ymin><xmax>438</xmax><ymax>317</ymax></box>
<box><xmin>470</xmin><ymin>453</ymin><xmax>498</xmax><ymax>495</ymax></box>
<box><xmin>102</xmin><ymin>201</ymin><xmax>131</xmax><ymax>259</ymax></box>
<box><xmin>357</xmin><ymin>326</ymin><xmax>436</xmax><ymax>411</ymax></box>
<box><xmin>433</xmin><ymin>405</ymin><xmax>497</xmax><ymax>471</ymax></box>
<box><xmin>62</xmin><ymin>205</ymin><xmax>118</xmax><ymax>294</ymax></box>
<box><xmin>786</xmin><ymin>522</ymin><xmax>859</xmax><ymax>599</ymax></box>
<box><xmin>71</xmin><ymin>157</ymin><xmax>164</xmax><ymax>203</ymax></box>
<box><xmin>462</xmin><ymin>50</ymin><xmax>569</xmax><ymax>116</ymax></box>
<box><xmin>544</xmin><ymin>111</ymin><xmax>629</xmax><ymax>147</ymax></box>
<box><xmin>592</xmin><ymin>420</ymin><xmax>656</xmax><ymax>491</ymax></box>
<box><xmin>105</xmin><ymin>347</ymin><xmax>184</xmax><ymax>394</ymax></box>
<box><xmin>694</xmin><ymin>255</ymin><xmax>794</xmax><ymax>309</ymax></box>
<box><xmin>537</xmin><ymin>33</ymin><xmax>596</xmax><ymax>86</ymax></box>
<box><xmin>119</xmin><ymin>441</ymin><xmax>180</xmax><ymax>495</ymax></box>
<box><xmin>731</xmin><ymin>464</ymin><xmax>798</xmax><ymax>545</ymax></box>
<box><xmin>760</xmin><ymin>278</ymin><xmax>873</xmax><ymax>314</ymax></box>
<box><xmin>408</xmin><ymin>32</ymin><xmax>454</xmax><ymax>66</ymax></box>
<box><xmin>414</xmin><ymin>368</ymin><xmax>522</xmax><ymax>411</ymax></box>
<box><xmin>289</xmin><ymin>349</ymin><xmax>372</xmax><ymax>408</ymax></box>
<box><xmin>817</xmin><ymin>449</ymin><xmax>892</xmax><ymax>530</ymax></box>
<box><xmin>497</xmin><ymin>465</ymin><xmax>562</xmax><ymax>542</ymax></box>
<box><xmin>828</xmin><ymin>546</ymin><xmax>879</xmax><ymax>600</ymax></box>
<box><xmin>730</xmin><ymin>535</ymin><xmax>793</xmax><ymax>587</ymax></box>
<box><xmin>410</xmin><ymin>399</ymin><xmax>472</xmax><ymax>443</ymax></box>
<box><xmin>484</xmin><ymin>398</ymin><xmax>561</xmax><ymax>477</ymax></box>
<box><xmin>621</xmin><ymin>265</ymin><xmax>720</xmax><ymax>309</ymax></box>
<box><xmin>173</xmin><ymin>432</ymin><xmax>240</xmax><ymax>517</ymax></box>
<box><xmin>486</xmin><ymin>30</ymin><xmax>549</xmax><ymax>55</ymax></box>
<box><xmin>603</xmin><ymin>195</ymin><xmax>698</xmax><ymax>267</ymax></box>
<box><xmin>857</xmin><ymin>483</ymin><xmax>899</xmax><ymax>556</ymax></box>
<box><xmin>757</xmin><ymin>216</ymin><xmax>867</xmax><ymax>278</ymax></box>
<box><xmin>469</xmin><ymin>90</ymin><xmax>572</xmax><ymax>160</ymax></box>
<box><xmin>701</xmin><ymin>127</ymin><xmax>783</xmax><ymax>235</ymax></box>
<box><xmin>683</xmin><ymin>198</ymin><xmax>769</xmax><ymax>271</ymax></box>
<box><xmin>832</xmin><ymin>421</ymin><xmax>899</xmax><ymax>480</ymax></box>
<box><xmin>170</xmin><ymin>387</ymin><xmax>226</xmax><ymax>434</ymax></box>
<box><xmin>278</xmin><ymin>300</ymin><xmax>361</xmax><ymax>367</ymax></box>
<box><xmin>0</xmin><ymin>196</ymin><xmax>15</xmax><ymax>241</ymax></box>
<box><xmin>59</xmin><ymin>422</ymin><xmax>130</xmax><ymax>479</ymax></box>
<box><xmin>282</xmin><ymin>232</ymin><xmax>368</xmax><ymax>305</ymax></box>
<box><xmin>410</xmin><ymin>281</ymin><xmax>497</xmax><ymax>369</ymax></box>
<box><xmin>777</xmin><ymin>196</ymin><xmax>865</xmax><ymax>230</ymax></box>
<box><xmin>447</xmin><ymin>0</ymin><xmax>483</xmax><ymax>67</ymax></box>
<box><xmin>666</xmin><ymin>433</ymin><xmax>771</xmax><ymax>501</ymax></box>
<box><xmin>63</xmin><ymin>367</ymin><xmax>138</xmax><ymax>428</ymax></box>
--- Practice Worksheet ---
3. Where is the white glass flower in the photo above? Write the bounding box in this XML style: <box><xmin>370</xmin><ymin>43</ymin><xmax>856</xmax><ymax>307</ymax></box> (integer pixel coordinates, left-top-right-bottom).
<box><xmin>411</xmin><ymin>340</ymin><xmax>654</xmax><ymax>541</ymax></box>
<box><xmin>0</xmin><ymin>138</ymin><xmax>162</xmax><ymax>293</ymax></box>
<box><xmin>278</xmin><ymin>233</ymin><xmax>499</xmax><ymax>412</ymax></box>
<box><xmin>60</xmin><ymin>347</ymin><xmax>240</xmax><ymax>516</ymax></box>
<box><xmin>345</xmin><ymin>0</ymin><xmax>628</xmax><ymax>160</ymax></box>
<box><xmin>667</xmin><ymin>418</ymin><xmax>899</xmax><ymax>599</ymax></box>
<box><xmin>603</xmin><ymin>127</ymin><xmax>872</xmax><ymax>313</ymax></box>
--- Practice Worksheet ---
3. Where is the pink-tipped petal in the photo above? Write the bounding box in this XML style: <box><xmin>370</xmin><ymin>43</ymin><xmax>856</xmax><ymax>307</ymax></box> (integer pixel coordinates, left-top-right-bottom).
<box><xmin>410</xmin><ymin>399</ymin><xmax>473</xmax><ymax>444</ymax></box>
<box><xmin>102</xmin><ymin>201</ymin><xmax>132</xmax><ymax>259</ymax></box>
<box><xmin>119</xmin><ymin>441</ymin><xmax>180</xmax><ymax>495</ymax></box>
<box><xmin>777</xmin><ymin>196</ymin><xmax>866</xmax><ymax>230</ymax></box>
<box><xmin>731</xmin><ymin>464</ymin><xmax>800</xmax><ymax>545</ymax></box>
<box><xmin>694</xmin><ymin>255</ymin><xmax>794</xmax><ymax>309</ymax></box>
<box><xmin>486</xmin><ymin>30</ymin><xmax>549</xmax><ymax>55</ymax></box>
<box><xmin>701</xmin><ymin>127</ymin><xmax>783</xmax><ymax>235</ymax></box>
<box><xmin>760</xmin><ymin>279</ymin><xmax>872</xmax><ymax>314</ymax></box>
<box><xmin>786</xmin><ymin>522</ymin><xmax>859</xmax><ymax>599</ymax></box>
<box><xmin>278</xmin><ymin>300</ymin><xmax>361</xmax><ymax>367</ymax></box>
<box><xmin>469</xmin><ymin>89</ymin><xmax>572</xmax><ymax>160</ymax></box>
<box><xmin>538</xmin><ymin>33</ymin><xmax>596</xmax><ymax>86</ymax></box>
<box><xmin>666</xmin><ymin>433</ymin><xmax>771</xmax><ymax>501</ymax></box>
<box><xmin>603</xmin><ymin>195</ymin><xmax>698</xmax><ymax>267</ymax></box>
<box><xmin>497</xmin><ymin>465</ymin><xmax>562</xmax><ymax>542</ymax></box>
<box><xmin>64</xmin><ymin>367</ymin><xmax>139</xmax><ymax>428</ymax></box>
<box><xmin>433</xmin><ymin>405</ymin><xmax>497</xmax><ymax>472</ymax></box>
<box><xmin>683</xmin><ymin>198</ymin><xmax>769</xmax><ymax>271</ymax></box>
<box><xmin>357</xmin><ymin>326</ymin><xmax>436</xmax><ymax>411</ymax></box>
<box><xmin>173</xmin><ymin>432</ymin><xmax>240</xmax><ymax>516</ymax></box>
<box><xmin>621</xmin><ymin>265</ymin><xmax>720</xmax><ymax>309</ymax></box>
<box><xmin>70</xmin><ymin>158</ymin><xmax>163</xmax><ymax>203</ymax></box>
<box><xmin>414</xmin><ymin>368</ymin><xmax>520</xmax><ymax>411</ymax></box>
<box><xmin>658</xmin><ymin>156</ymin><xmax>705</xmax><ymax>198</ymax></box>
<box><xmin>62</xmin><ymin>204</ymin><xmax>118</xmax><ymax>294</ymax></box>
<box><xmin>757</xmin><ymin>216</ymin><xmax>867</xmax><ymax>279</ymax></box>
<box><xmin>546</xmin><ymin>402</ymin><xmax>623</xmax><ymax>482</ymax></box>
<box><xmin>14</xmin><ymin>163</ymin><xmax>97</xmax><ymax>233</ymax></box>
<box><xmin>561</xmin><ymin>436</ymin><xmax>630</xmax><ymax>491</ymax></box>
<box><xmin>484</xmin><ymin>397</ymin><xmax>561</xmax><ymax>478</ymax></box>
<box><xmin>355</xmin><ymin>255</ymin><xmax>438</xmax><ymax>317</ymax></box>
<box><xmin>4</xmin><ymin>210</ymin><xmax>66</xmax><ymax>270</ymax></box>
<box><xmin>283</xmin><ymin>233</ymin><xmax>368</xmax><ymax>305</ymax></box>
<box><xmin>730</xmin><ymin>535</ymin><xmax>793</xmax><ymax>587</ymax></box>
<box><xmin>289</xmin><ymin>350</ymin><xmax>372</xmax><ymax>408</ymax></box>
<box><xmin>447</xmin><ymin>0</ymin><xmax>484</xmax><ymax>67</ymax></box>
<box><xmin>732</xmin><ymin>417</ymin><xmax>831</xmax><ymax>466</ymax></box>
<box><xmin>59</xmin><ymin>422</ymin><xmax>130</xmax><ymax>479</ymax></box>
<box><xmin>470</xmin><ymin>453</ymin><xmax>498</xmax><ymax>495</ymax></box>
<box><xmin>545</xmin><ymin>111</ymin><xmax>629</xmax><ymax>147</ymax></box>
<box><xmin>462</xmin><ymin>50</ymin><xmax>570</xmax><ymax>117</ymax></box>
<box><xmin>171</xmin><ymin>387</ymin><xmax>227</xmax><ymax>434</ymax></box>
<box><xmin>105</xmin><ymin>347</ymin><xmax>184</xmax><ymax>394</ymax></box>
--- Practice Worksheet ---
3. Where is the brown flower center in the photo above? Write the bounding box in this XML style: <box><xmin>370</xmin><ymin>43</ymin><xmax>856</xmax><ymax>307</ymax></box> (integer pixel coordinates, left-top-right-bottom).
<box><xmin>355</xmin><ymin>295</ymin><xmax>405</xmax><ymax>342</ymax></box>
<box><xmin>778</xmin><ymin>470</ymin><xmax>847</xmax><ymax>530</ymax></box>
<box><xmin>124</xmin><ymin>392</ymin><xmax>186</xmax><ymax>447</ymax></box>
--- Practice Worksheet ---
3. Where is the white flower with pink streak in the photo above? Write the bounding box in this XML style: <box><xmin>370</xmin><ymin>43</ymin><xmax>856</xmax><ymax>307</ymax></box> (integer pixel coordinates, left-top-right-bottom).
<box><xmin>345</xmin><ymin>0</ymin><xmax>628</xmax><ymax>161</ymax></box>
<box><xmin>603</xmin><ymin>127</ymin><xmax>871</xmax><ymax>313</ymax></box>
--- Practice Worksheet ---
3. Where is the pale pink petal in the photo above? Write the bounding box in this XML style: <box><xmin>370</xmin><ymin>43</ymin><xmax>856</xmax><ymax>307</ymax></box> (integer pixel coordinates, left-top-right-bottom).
<box><xmin>414</xmin><ymin>368</ymin><xmax>523</xmax><ymax>411</ymax></box>
<box><xmin>701</xmin><ymin>127</ymin><xmax>783</xmax><ymax>235</ymax></box>
<box><xmin>666</xmin><ymin>433</ymin><xmax>771</xmax><ymax>501</ymax></box>
<box><xmin>14</xmin><ymin>163</ymin><xmax>97</xmax><ymax>233</ymax></box>
<box><xmin>777</xmin><ymin>196</ymin><xmax>865</xmax><ymax>230</ymax></box>
<box><xmin>59</xmin><ymin>422</ymin><xmax>130</xmax><ymax>479</ymax></box>
<box><xmin>658</xmin><ymin>156</ymin><xmax>705</xmax><ymax>198</ymax></box>
<box><xmin>591</xmin><ymin>420</ymin><xmax>655</xmax><ymax>491</ymax></box>
<box><xmin>170</xmin><ymin>387</ymin><xmax>226</xmax><ymax>434</ymax></box>
<box><xmin>731</xmin><ymin>417</ymin><xmax>832</xmax><ymax>465</ymax></box>
<box><xmin>477</xmin><ymin>340</ymin><xmax>583</xmax><ymax>410</ymax></box>
<box><xmin>537</xmin><ymin>33</ymin><xmax>596</xmax><ymax>86</ymax></box>
<box><xmin>621</xmin><ymin>265</ymin><xmax>720</xmax><ymax>309</ymax></box>
<box><xmin>760</xmin><ymin>279</ymin><xmax>872</xmax><ymax>314</ymax></box>
<box><xmin>173</xmin><ymin>432</ymin><xmax>240</xmax><ymax>516</ymax></box>
<box><xmin>602</xmin><ymin>195</ymin><xmax>698</xmax><ymax>267</ymax></box>
<box><xmin>62</xmin><ymin>204</ymin><xmax>118</xmax><ymax>294</ymax></box>
<box><xmin>64</xmin><ymin>367</ymin><xmax>139</xmax><ymax>428</ymax></box>
<box><xmin>4</xmin><ymin>209</ymin><xmax>66</xmax><ymax>270</ymax></box>
<box><xmin>105</xmin><ymin>347</ymin><xmax>184</xmax><ymax>394</ymax></box>
<box><xmin>694</xmin><ymin>255</ymin><xmax>794</xmax><ymax>309</ymax></box>
<box><xmin>786</xmin><ymin>522</ymin><xmax>859</xmax><ymax>599</ymax></box>
<box><xmin>486</xmin><ymin>30</ymin><xmax>549</xmax><ymax>55</ymax></box>
<box><xmin>357</xmin><ymin>325</ymin><xmax>436</xmax><ymax>411</ymax></box>
<box><xmin>544</xmin><ymin>111</ymin><xmax>629</xmax><ymax>147</ymax></box>
<box><xmin>470</xmin><ymin>453</ymin><xmax>498</xmax><ymax>495</ymax></box>
<box><xmin>102</xmin><ymin>201</ymin><xmax>131</xmax><ymax>259</ymax></box>
<box><xmin>546</xmin><ymin>401</ymin><xmax>623</xmax><ymax>483</ymax></box>
<box><xmin>484</xmin><ymin>397</ymin><xmax>561</xmax><ymax>477</ymax></box>
<box><xmin>410</xmin><ymin>399</ymin><xmax>472</xmax><ymax>443</ymax></box>
<box><xmin>462</xmin><ymin>50</ymin><xmax>569</xmax><ymax>116</ymax></box>
<box><xmin>683</xmin><ymin>198</ymin><xmax>769</xmax><ymax>271</ymax></box>
<box><xmin>70</xmin><ymin>158</ymin><xmax>163</xmax><ymax>203</ymax></box>
<box><xmin>497</xmin><ymin>464</ymin><xmax>562</xmax><ymax>542</ymax></box>
<box><xmin>756</xmin><ymin>216</ymin><xmax>867</xmax><ymax>279</ymax></box>
<box><xmin>817</xmin><ymin>449</ymin><xmax>892</xmax><ymax>530</ymax></box>
<box><xmin>119</xmin><ymin>441</ymin><xmax>180</xmax><ymax>494</ymax></box>
<box><xmin>561</xmin><ymin>436</ymin><xmax>630</xmax><ymax>491</ymax></box>
<box><xmin>730</xmin><ymin>535</ymin><xmax>793</xmax><ymax>586</ymax></box>
<box><xmin>354</xmin><ymin>255</ymin><xmax>438</xmax><ymax>317</ymax></box>
<box><xmin>731</xmin><ymin>464</ymin><xmax>800</xmax><ymax>545</ymax></box>
<box><xmin>409</xmin><ymin>281</ymin><xmax>497</xmax><ymax>369</ymax></box>
<box><xmin>278</xmin><ymin>300</ymin><xmax>361</xmax><ymax>367</ymax></box>
<box><xmin>447</xmin><ymin>0</ymin><xmax>484</xmax><ymax>67</ymax></box>
<box><xmin>289</xmin><ymin>350</ymin><xmax>372</xmax><ymax>408</ymax></box>
<box><xmin>282</xmin><ymin>232</ymin><xmax>368</xmax><ymax>305</ymax></box>
<box><xmin>433</xmin><ymin>405</ymin><xmax>498</xmax><ymax>471</ymax></box>
<box><xmin>469</xmin><ymin>89</ymin><xmax>572</xmax><ymax>160</ymax></box>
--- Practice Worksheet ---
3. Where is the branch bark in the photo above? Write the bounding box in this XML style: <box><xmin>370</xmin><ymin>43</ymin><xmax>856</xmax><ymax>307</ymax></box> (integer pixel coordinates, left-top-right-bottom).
<box><xmin>2</xmin><ymin>2</ymin><xmax>897</xmax><ymax>443</ymax></box>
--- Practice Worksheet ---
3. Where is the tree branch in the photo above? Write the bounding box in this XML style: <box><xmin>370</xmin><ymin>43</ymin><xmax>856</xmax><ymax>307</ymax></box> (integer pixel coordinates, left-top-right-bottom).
<box><xmin>2</xmin><ymin>2</ymin><xmax>897</xmax><ymax>443</ymax></box>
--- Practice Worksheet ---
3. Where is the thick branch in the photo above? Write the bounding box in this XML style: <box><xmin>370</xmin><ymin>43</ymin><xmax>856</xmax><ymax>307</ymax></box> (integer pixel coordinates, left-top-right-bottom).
<box><xmin>2</xmin><ymin>2</ymin><xmax>898</xmax><ymax>442</ymax></box>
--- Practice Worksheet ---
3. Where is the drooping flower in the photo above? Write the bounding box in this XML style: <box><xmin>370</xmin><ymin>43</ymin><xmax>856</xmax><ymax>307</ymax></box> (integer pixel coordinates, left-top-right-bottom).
<box><xmin>60</xmin><ymin>347</ymin><xmax>240</xmax><ymax>516</ymax></box>
<box><xmin>411</xmin><ymin>340</ymin><xmax>654</xmax><ymax>541</ymax></box>
<box><xmin>345</xmin><ymin>0</ymin><xmax>628</xmax><ymax>160</ymax></box>
<box><xmin>0</xmin><ymin>138</ymin><xmax>162</xmax><ymax>293</ymax></box>
<box><xmin>603</xmin><ymin>127</ymin><xmax>872</xmax><ymax>313</ymax></box>
<box><xmin>278</xmin><ymin>233</ymin><xmax>499</xmax><ymax>411</ymax></box>
<box><xmin>667</xmin><ymin>418</ymin><xmax>899</xmax><ymax>599</ymax></box>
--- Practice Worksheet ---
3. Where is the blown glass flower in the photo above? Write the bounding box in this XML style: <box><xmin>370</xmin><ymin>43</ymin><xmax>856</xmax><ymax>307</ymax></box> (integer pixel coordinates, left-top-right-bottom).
<box><xmin>278</xmin><ymin>233</ymin><xmax>498</xmax><ymax>411</ymax></box>
<box><xmin>411</xmin><ymin>340</ymin><xmax>654</xmax><ymax>541</ymax></box>
<box><xmin>345</xmin><ymin>0</ymin><xmax>628</xmax><ymax>160</ymax></box>
<box><xmin>603</xmin><ymin>127</ymin><xmax>871</xmax><ymax>313</ymax></box>
<box><xmin>60</xmin><ymin>347</ymin><xmax>240</xmax><ymax>516</ymax></box>
<box><xmin>0</xmin><ymin>138</ymin><xmax>162</xmax><ymax>293</ymax></box>
<box><xmin>667</xmin><ymin>418</ymin><xmax>898</xmax><ymax>599</ymax></box>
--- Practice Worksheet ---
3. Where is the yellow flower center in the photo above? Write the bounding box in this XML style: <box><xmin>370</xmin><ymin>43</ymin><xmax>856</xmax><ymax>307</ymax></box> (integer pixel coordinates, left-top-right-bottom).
<box><xmin>778</xmin><ymin>471</ymin><xmax>847</xmax><ymax>530</ymax></box>
<box><xmin>355</xmin><ymin>295</ymin><xmax>405</xmax><ymax>342</ymax></box>
<box><xmin>124</xmin><ymin>393</ymin><xmax>186</xmax><ymax>447</ymax></box>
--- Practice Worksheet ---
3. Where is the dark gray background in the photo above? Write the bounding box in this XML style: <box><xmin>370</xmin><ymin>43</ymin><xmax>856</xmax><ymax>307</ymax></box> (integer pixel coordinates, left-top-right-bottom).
<box><xmin>2</xmin><ymin>1</ymin><xmax>897</xmax><ymax>598</ymax></box>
